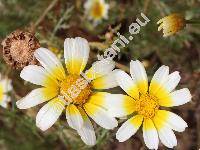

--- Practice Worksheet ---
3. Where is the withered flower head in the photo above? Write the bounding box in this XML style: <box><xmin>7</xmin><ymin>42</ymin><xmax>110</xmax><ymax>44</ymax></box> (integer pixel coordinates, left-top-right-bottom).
<box><xmin>1</xmin><ymin>30</ymin><xmax>40</xmax><ymax>69</ymax></box>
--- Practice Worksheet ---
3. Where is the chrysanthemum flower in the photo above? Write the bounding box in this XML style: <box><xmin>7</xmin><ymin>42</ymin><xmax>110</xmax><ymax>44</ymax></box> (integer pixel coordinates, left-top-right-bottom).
<box><xmin>157</xmin><ymin>13</ymin><xmax>186</xmax><ymax>37</ymax></box>
<box><xmin>105</xmin><ymin>60</ymin><xmax>191</xmax><ymax>149</ymax></box>
<box><xmin>0</xmin><ymin>74</ymin><xmax>12</xmax><ymax>108</ymax></box>
<box><xmin>84</xmin><ymin>0</ymin><xmax>109</xmax><ymax>24</ymax></box>
<box><xmin>16</xmin><ymin>37</ymin><xmax>118</xmax><ymax>145</ymax></box>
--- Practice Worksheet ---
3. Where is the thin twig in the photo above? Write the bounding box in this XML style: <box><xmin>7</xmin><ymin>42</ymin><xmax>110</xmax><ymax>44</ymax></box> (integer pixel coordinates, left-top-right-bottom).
<box><xmin>154</xmin><ymin>0</ymin><xmax>165</xmax><ymax>17</ymax></box>
<box><xmin>33</xmin><ymin>0</ymin><xmax>59</xmax><ymax>29</ymax></box>
<box><xmin>50</xmin><ymin>6</ymin><xmax>74</xmax><ymax>41</ymax></box>
<box><xmin>186</xmin><ymin>20</ymin><xmax>200</xmax><ymax>24</ymax></box>
<box><xmin>143</xmin><ymin>0</ymin><xmax>151</xmax><ymax>14</ymax></box>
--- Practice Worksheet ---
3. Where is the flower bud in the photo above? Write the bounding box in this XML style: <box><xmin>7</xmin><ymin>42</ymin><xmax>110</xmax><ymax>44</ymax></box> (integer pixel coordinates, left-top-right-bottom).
<box><xmin>157</xmin><ymin>13</ymin><xmax>186</xmax><ymax>37</ymax></box>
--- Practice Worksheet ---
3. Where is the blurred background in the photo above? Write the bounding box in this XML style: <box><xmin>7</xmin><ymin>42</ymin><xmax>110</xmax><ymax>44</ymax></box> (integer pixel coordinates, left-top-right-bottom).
<box><xmin>0</xmin><ymin>0</ymin><xmax>200</xmax><ymax>149</ymax></box>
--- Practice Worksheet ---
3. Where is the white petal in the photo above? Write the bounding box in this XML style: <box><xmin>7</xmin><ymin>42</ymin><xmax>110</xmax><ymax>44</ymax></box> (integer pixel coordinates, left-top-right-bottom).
<box><xmin>170</xmin><ymin>88</ymin><xmax>192</xmax><ymax>106</ymax></box>
<box><xmin>64</xmin><ymin>37</ymin><xmax>89</xmax><ymax>75</ymax></box>
<box><xmin>0</xmin><ymin>95</ymin><xmax>11</xmax><ymax>108</ymax></box>
<box><xmin>66</xmin><ymin>104</ymin><xmax>83</xmax><ymax>130</ymax></box>
<box><xmin>151</xmin><ymin>65</ymin><xmax>169</xmax><ymax>82</ymax></box>
<box><xmin>104</xmin><ymin>94</ymin><xmax>136</xmax><ymax>117</ymax></box>
<box><xmin>91</xmin><ymin>70</ymin><xmax>118</xmax><ymax>89</ymax></box>
<box><xmin>16</xmin><ymin>88</ymin><xmax>58</xmax><ymax>109</ymax></box>
<box><xmin>34</xmin><ymin>48</ymin><xmax>66</xmax><ymax>81</ymax></box>
<box><xmin>130</xmin><ymin>60</ymin><xmax>148</xmax><ymax>93</ymax></box>
<box><xmin>85</xmin><ymin>58</ymin><xmax>115</xmax><ymax>80</ymax></box>
<box><xmin>2</xmin><ymin>94</ymin><xmax>11</xmax><ymax>102</ymax></box>
<box><xmin>157</xmin><ymin>126</ymin><xmax>177</xmax><ymax>148</ymax></box>
<box><xmin>36</xmin><ymin>98</ymin><xmax>65</xmax><ymax>131</ymax></box>
<box><xmin>149</xmin><ymin>65</ymin><xmax>169</xmax><ymax>95</ymax></box>
<box><xmin>20</xmin><ymin>65</ymin><xmax>58</xmax><ymax>87</ymax></box>
<box><xmin>114</xmin><ymin>70</ymin><xmax>139</xmax><ymax>99</ymax></box>
<box><xmin>0</xmin><ymin>78</ymin><xmax>12</xmax><ymax>93</ymax></box>
<box><xmin>163</xmin><ymin>71</ymin><xmax>181</xmax><ymax>93</ymax></box>
<box><xmin>157</xmin><ymin>110</ymin><xmax>188</xmax><ymax>132</ymax></box>
<box><xmin>84</xmin><ymin>0</ymin><xmax>91</xmax><ymax>10</ymax></box>
<box><xmin>84</xmin><ymin>102</ymin><xmax>118</xmax><ymax>129</ymax></box>
<box><xmin>116</xmin><ymin>115</ymin><xmax>143</xmax><ymax>142</ymax></box>
<box><xmin>86</xmin><ymin>92</ymin><xmax>134</xmax><ymax>117</ymax></box>
<box><xmin>153</xmin><ymin>110</ymin><xmax>178</xmax><ymax>148</ymax></box>
<box><xmin>1</xmin><ymin>101</ymin><xmax>8</xmax><ymax>108</ymax></box>
<box><xmin>143</xmin><ymin>119</ymin><xmax>159</xmax><ymax>150</ymax></box>
<box><xmin>77</xmin><ymin>107</ymin><xmax>96</xmax><ymax>146</ymax></box>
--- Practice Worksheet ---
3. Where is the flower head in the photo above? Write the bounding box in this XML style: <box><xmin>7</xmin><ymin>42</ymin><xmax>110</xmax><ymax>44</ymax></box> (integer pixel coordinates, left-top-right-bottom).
<box><xmin>0</xmin><ymin>74</ymin><xmax>12</xmax><ymax>108</ymax></box>
<box><xmin>16</xmin><ymin>37</ymin><xmax>118</xmax><ymax>145</ymax></box>
<box><xmin>84</xmin><ymin>0</ymin><xmax>109</xmax><ymax>24</ymax></box>
<box><xmin>106</xmin><ymin>60</ymin><xmax>191</xmax><ymax>149</ymax></box>
<box><xmin>157</xmin><ymin>13</ymin><xmax>186</xmax><ymax>37</ymax></box>
<box><xmin>1</xmin><ymin>30</ymin><xmax>40</xmax><ymax>69</ymax></box>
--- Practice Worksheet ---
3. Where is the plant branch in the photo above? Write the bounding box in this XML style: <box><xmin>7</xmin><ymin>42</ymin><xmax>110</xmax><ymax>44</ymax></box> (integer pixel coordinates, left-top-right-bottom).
<box><xmin>33</xmin><ymin>0</ymin><xmax>59</xmax><ymax>29</ymax></box>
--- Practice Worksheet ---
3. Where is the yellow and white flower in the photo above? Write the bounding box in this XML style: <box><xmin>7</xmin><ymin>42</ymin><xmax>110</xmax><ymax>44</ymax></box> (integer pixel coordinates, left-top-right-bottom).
<box><xmin>0</xmin><ymin>74</ymin><xmax>12</xmax><ymax>108</ymax></box>
<box><xmin>157</xmin><ymin>13</ymin><xmax>186</xmax><ymax>37</ymax></box>
<box><xmin>16</xmin><ymin>37</ymin><xmax>118</xmax><ymax>146</ymax></box>
<box><xmin>105</xmin><ymin>60</ymin><xmax>191</xmax><ymax>149</ymax></box>
<box><xmin>84</xmin><ymin>0</ymin><xmax>109</xmax><ymax>24</ymax></box>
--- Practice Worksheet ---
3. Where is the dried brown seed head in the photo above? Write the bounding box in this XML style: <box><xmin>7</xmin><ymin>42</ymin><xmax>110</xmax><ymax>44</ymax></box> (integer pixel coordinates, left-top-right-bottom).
<box><xmin>1</xmin><ymin>30</ymin><xmax>40</xmax><ymax>69</ymax></box>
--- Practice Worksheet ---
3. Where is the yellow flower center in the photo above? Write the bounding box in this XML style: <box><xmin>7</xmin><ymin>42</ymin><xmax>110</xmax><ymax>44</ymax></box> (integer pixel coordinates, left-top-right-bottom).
<box><xmin>135</xmin><ymin>93</ymin><xmax>159</xmax><ymax>119</ymax></box>
<box><xmin>91</xmin><ymin>1</ymin><xmax>104</xmax><ymax>19</ymax></box>
<box><xmin>166</xmin><ymin>14</ymin><xmax>185</xmax><ymax>32</ymax></box>
<box><xmin>59</xmin><ymin>74</ymin><xmax>91</xmax><ymax>105</ymax></box>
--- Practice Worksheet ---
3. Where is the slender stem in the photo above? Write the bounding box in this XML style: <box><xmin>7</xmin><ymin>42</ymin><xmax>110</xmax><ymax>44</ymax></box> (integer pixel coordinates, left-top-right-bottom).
<box><xmin>143</xmin><ymin>0</ymin><xmax>151</xmax><ymax>14</ymax></box>
<box><xmin>33</xmin><ymin>0</ymin><xmax>59</xmax><ymax>29</ymax></box>
<box><xmin>186</xmin><ymin>20</ymin><xmax>200</xmax><ymax>24</ymax></box>
<box><xmin>50</xmin><ymin>6</ymin><xmax>74</xmax><ymax>41</ymax></box>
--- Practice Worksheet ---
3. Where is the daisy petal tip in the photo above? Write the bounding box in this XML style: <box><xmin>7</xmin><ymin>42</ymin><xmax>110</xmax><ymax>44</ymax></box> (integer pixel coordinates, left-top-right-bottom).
<box><xmin>130</xmin><ymin>59</ymin><xmax>137</xmax><ymax>64</ymax></box>
<box><xmin>16</xmin><ymin>101</ymin><xmax>22</xmax><ymax>109</ymax></box>
<box><xmin>34</xmin><ymin>47</ymin><xmax>45</xmax><ymax>55</ymax></box>
<box><xmin>114</xmin><ymin>120</ymin><xmax>118</xmax><ymax>127</ymax></box>
<box><xmin>86</xmin><ymin>142</ymin><xmax>96</xmax><ymax>146</ymax></box>
<box><xmin>147</xmin><ymin>145</ymin><xmax>158</xmax><ymax>150</ymax></box>
<box><xmin>116</xmin><ymin>135</ymin><xmax>125</xmax><ymax>143</ymax></box>
<box><xmin>37</xmin><ymin>124</ymin><xmax>47</xmax><ymax>132</ymax></box>
<box><xmin>186</xmin><ymin>88</ymin><xmax>192</xmax><ymax>96</ymax></box>
<box><xmin>15</xmin><ymin>100</ymin><xmax>27</xmax><ymax>109</ymax></box>
<box><xmin>183</xmin><ymin>88</ymin><xmax>192</xmax><ymax>102</ymax></box>
<box><xmin>77</xmin><ymin>37</ymin><xmax>88</xmax><ymax>42</ymax></box>
<box><xmin>19</xmin><ymin>68</ymin><xmax>26</xmax><ymax>78</ymax></box>
<box><xmin>135</xmin><ymin>59</ymin><xmax>141</xmax><ymax>63</ymax></box>
<box><xmin>109</xmin><ymin>119</ymin><xmax>118</xmax><ymax>129</ymax></box>
<box><xmin>36</xmin><ymin>119</ymin><xmax>48</xmax><ymax>131</ymax></box>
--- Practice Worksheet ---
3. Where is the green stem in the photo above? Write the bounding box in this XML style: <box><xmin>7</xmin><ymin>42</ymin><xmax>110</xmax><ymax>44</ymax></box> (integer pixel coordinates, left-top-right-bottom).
<box><xmin>50</xmin><ymin>6</ymin><xmax>74</xmax><ymax>41</ymax></box>
<box><xmin>186</xmin><ymin>20</ymin><xmax>200</xmax><ymax>24</ymax></box>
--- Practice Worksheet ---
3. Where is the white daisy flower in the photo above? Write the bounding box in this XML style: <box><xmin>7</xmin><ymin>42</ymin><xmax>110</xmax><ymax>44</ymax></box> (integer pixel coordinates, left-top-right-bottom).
<box><xmin>105</xmin><ymin>60</ymin><xmax>191</xmax><ymax>149</ymax></box>
<box><xmin>84</xmin><ymin>0</ymin><xmax>109</xmax><ymax>24</ymax></box>
<box><xmin>0</xmin><ymin>74</ymin><xmax>12</xmax><ymax>108</ymax></box>
<box><xmin>16</xmin><ymin>37</ymin><xmax>118</xmax><ymax>146</ymax></box>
